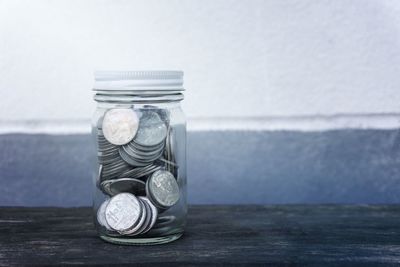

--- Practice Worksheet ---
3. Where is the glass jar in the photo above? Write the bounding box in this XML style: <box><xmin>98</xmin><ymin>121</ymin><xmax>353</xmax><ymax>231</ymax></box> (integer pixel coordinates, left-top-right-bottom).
<box><xmin>91</xmin><ymin>71</ymin><xmax>186</xmax><ymax>245</ymax></box>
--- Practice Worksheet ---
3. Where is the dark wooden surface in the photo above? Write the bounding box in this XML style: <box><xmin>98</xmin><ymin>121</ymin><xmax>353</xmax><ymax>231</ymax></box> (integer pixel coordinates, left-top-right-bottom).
<box><xmin>1</xmin><ymin>205</ymin><xmax>400</xmax><ymax>266</ymax></box>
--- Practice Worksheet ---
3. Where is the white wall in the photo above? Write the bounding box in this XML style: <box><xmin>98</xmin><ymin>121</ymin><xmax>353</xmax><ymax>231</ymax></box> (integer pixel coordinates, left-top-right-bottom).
<box><xmin>1</xmin><ymin>0</ymin><xmax>400</xmax><ymax>130</ymax></box>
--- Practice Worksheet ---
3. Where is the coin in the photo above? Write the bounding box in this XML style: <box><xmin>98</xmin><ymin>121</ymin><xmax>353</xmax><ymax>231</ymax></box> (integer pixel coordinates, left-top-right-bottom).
<box><xmin>147</xmin><ymin>170</ymin><xmax>180</xmax><ymax>208</ymax></box>
<box><xmin>123</xmin><ymin>199</ymin><xmax>147</xmax><ymax>235</ymax></box>
<box><xmin>102</xmin><ymin>158</ymin><xmax>131</xmax><ymax>180</ymax></box>
<box><xmin>101</xmin><ymin>178</ymin><xmax>146</xmax><ymax>196</ymax></box>
<box><xmin>120</xmin><ymin>143</ymin><xmax>164</xmax><ymax>161</ymax></box>
<box><xmin>98</xmin><ymin>152</ymin><xmax>121</xmax><ymax>165</ymax></box>
<box><xmin>97</xmin><ymin>131</ymin><xmax>119</xmax><ymax>153</ymax></box>
<box><xmin>119</xmin><ymin>148</ymin><xmax>154</xmax><ymax>167</ymax></box>
<box><xmin>102</xmin><ymin>109</ymin><xmax>139</xmax><ymax>145</ymax></box>
<box><xmin>105</xmin><ymin>193</ymin><xmax>142</xmax><ymax>233</ymax></box>
<box><xmin>125</xmin><ymin>196</ymin><xmax>158</xmax><ymax>236</ymax></box>
<box><xmin>139</xmin><ymin>197</ymin><xmax>158</xmax><ymax>234</ymax></box>
<box><xmin>97</xmin><ymin>199</ymin><xmax>120</xmax><ymax>237</ymax></box>
<box><xmin>119</xmin><ymin>164</ymin><xmax>162</xmax><ymax>180</ymax></box>
<box><xmin>134</xmin><ymin>110</ymin><xmax>167</xmax><ymax>147</ymax></box>
<box><xmin>125</xmin><ymin>198</ymin><xmax>149</xmax><ymax>236</ymax></box>
<box><xmin>143</xmin><ymin>105</ymin><xmax>170</xmax><ymax>126</ymax></box>
<box><xmin>97</xmin><ymin>144</ymin><xmax>118</xmax><ymax>153</ymax></box>
<box><xmin>97</xmin><ymin>199</ymin><xmax>112</xmax><ymax>230</ymax></box>
<box><xmin>119</xmin><ymin>145</ymin><xmax>165</xmax><ymax>167</ymax></box>
<box><xmin>116</xmin><ymin>110</ymin><xmax>167</xmax><ymax>167</ymax></box>
<box><xmin>129</xmin><ymin>139</ymin><xmax>165</xmax><ymax>152</ymax></box>
<box><xmin>129</xmin><ymin>197</ymin><xmax>151</xmax><ymax>236</ymax></box>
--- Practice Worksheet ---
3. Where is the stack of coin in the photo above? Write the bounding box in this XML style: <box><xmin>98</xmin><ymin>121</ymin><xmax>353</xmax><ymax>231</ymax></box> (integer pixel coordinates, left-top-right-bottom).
<box><xmin>100</xmin><ymin>158</ymin><xmax>132</xmax><ymax>181</ymax></box>
<box><xmin>98</xmin><ymin>193</ymin><xmax>158</xmax><ymax>236</ymax></box>
<box><xmin>119</xmin><ymin>164</ymin><xmax>162</xmax><ymax>180</ymax></box>
<box><xmin>146</xmin><ymin>170</ymin><xmax>180</xmax><ymax>209</ymax></box>
<box><xmin>96</xmin><ymin>198</ymin><xmax>119</xmax><ymax>236</ymax></box>
<box><xmin>97</xmin><ymin>130</ymin><xmax>119</xmax><ymax>164</ymax></box>
<box><xmin>96</xmin><ymin>108</ymin><xmax>180</xmax><ymax>237</ymax></box>
<box><xmin>119</xmin><ymin>110</ymin><xmax>167</xmax><ymax>167</ymax></box>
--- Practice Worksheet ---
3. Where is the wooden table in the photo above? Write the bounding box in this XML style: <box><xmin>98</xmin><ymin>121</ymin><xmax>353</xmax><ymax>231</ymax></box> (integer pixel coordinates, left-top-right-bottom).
<box><xmin>1</xmin><ymin>205</ymin><xmax>400</xmax><ymax>266</ymax></box>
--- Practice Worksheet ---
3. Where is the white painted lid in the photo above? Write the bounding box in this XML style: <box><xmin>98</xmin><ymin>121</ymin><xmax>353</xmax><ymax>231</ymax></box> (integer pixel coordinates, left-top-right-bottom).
<box><xmin>93</xmin><ymin>70</ymin><xmax>184</xmax><ymax>91</ymax></box>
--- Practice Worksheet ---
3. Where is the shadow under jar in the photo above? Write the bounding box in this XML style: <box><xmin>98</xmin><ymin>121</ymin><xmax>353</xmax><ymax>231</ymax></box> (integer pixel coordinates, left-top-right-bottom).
<box><xmin>91</xmin><ymin>71</ymin><xmax>187</xmax><ymax>245</ymax></box>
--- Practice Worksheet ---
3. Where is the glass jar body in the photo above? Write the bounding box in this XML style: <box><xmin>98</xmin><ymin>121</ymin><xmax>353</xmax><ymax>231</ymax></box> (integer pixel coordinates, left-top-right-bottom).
<box><xmin>91</xmin><ymin>100</ymin><xmax>186</xmax><ymax>245</ymax></box>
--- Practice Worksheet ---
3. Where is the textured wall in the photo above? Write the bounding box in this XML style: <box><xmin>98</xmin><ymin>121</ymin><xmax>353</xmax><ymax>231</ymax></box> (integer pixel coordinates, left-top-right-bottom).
<box><xmin>1</xmin><ymin>0</ymin><xmax>400</xmax><ymax>122</ymax></box>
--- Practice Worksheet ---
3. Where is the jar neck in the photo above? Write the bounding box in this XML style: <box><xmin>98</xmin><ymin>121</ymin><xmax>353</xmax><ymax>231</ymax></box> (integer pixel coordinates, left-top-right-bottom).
<box><xmin>94</xmin><ymin>90</ymin><xmax>184</xmax><ymax>105</ymax></box>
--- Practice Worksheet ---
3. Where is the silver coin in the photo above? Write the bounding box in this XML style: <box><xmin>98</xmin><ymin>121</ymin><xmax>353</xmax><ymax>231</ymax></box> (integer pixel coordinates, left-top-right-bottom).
<box><xmin>147</xmin><ymin>170</ymin><xmax>180</xmax><ymax>208</ymax></box>
<box><xmin>119</xmin><ymin>165</ymin><xmax>162</xmax><ymax>180</ymax></box>
<box><xmin>102</xmin><ymin>166</ymin><xmax>131</xmax><ymax>179</ymax></box>
<box><xmin>102</xmin><ymin>159</ymin><xmax>131</xmax><ymax>177</ymax></box>
<box><xmin>97</xmin><ymin>139</ymin><xmax>118</xmax><ymax>149</ymax></box>
<box><xmin>98</xmin><ymin>143</ymin><xmax>116</xmax><ymax>151</ymax></box>
<box><xmin>105</xmin><ymin>193</ymin><xmax>142</xmax><ymax>233</ymax></box>
<box><xmin>119</xmin><ymin>149</ymin><xmax>153</xmax><ymax>167</ymax></box>
<box><xmin>102</xmin><ymin>109</ymin><xmax>139</xmax><ymax>145</ymax></box>
<box><xmin>127</xmin><ymin>197</ymin><xmax>152</xmax><ymax>236</ymax></box>
<box><xmin>129</xmin><ymin>139</ymin><xmax>165</xmax><ymax>152</ymax></box>
<box><xmin>97</xmin><ymin>137</ymin><xmax>117</xmax><ymax>150</ymax></box>
<box><xmin>119</xmin><ymin>165</ymin><xmax>153</xmax><ymax>178</ymax></box>
<box><xmin>121</xmin><ymin>147</ymin><xmax>164</xmax><ymax>164</ymax></box>
<box><xmin>98</xmin><ymin>145</ymin><xmax>118</xmax><ymax>153</ymax></box>
<box><xmin>98</xmin><ymin>153</ymin><xmax>121</xmax><ymax>165</ymax></box>
<box><xmin>97</xmin><ymin>136</ymin><xmax>109</xmax><ymax>142</ymax></box>
<box><xmin>133</xmin><ymin>110</ymin><xmax>167</xmax><ymax>147</ymax></box>
<box><xmin>101</xmin><ymin>178</ymin><xmax>146</xmax><ymax>196</ymax></box>
<box><xmin>139</xmin><ymin>197</ymin><xmax>158</xmax><ymax>234</ymax></box>
<box><xmin>120</xmin><ymin>144</ymin><xmax>164</xmax><ymax>162</ymax></box>
<box><xmin>142</xmin><ymin>106</ymin><xmax>170</xmax><ymax>126</ymax></box>
<box><xmin>119</xmin><ymin>148</ymin><xmax>164</xmax><ymax>167</ymax></box>
<box><xmin>98</xmin><ymin>149</ymin><xmax>120</xmax><ymax>158</ymax></box>
<box><xmin>130</xmin><ymin>143</ymin><xmax>165</xmax><ymax>156</ymax></box>
<box><xmin>102</xmin><ymin>158</ymin><xmax>127</xmax><ymax>170</ymax></box>
<box><xmin>123</xmin><ymin>199</ymin><xmax>147</xmax><ymax>235</ymax></box>
<box><xmin>97</xmin><ymin>199</ymin><xmax>113</xmax><ymax>230</ymax></box>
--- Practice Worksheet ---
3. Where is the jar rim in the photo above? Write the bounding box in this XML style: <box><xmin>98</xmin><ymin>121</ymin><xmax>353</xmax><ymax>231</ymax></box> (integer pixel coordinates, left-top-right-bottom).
<box><xmin>93</xmin><ymin>70</ymin><xmax>184</xmax><ymax>91</ymax></box>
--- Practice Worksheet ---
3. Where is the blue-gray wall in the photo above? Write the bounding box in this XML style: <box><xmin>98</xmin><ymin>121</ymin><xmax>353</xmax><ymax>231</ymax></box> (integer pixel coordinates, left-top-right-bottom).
<box><xmin>1</xmin><ymin>130</ymin><xmax>399</xmax><ymax>206</ymax></box>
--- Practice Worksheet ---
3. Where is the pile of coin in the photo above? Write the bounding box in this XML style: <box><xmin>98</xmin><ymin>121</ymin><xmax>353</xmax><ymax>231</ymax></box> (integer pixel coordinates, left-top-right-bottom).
<box><xmin>119</xmin><ymin>110</ymin><xmax>167</xmax><ymax>167</ymax></box>
<box><xmin>95</xmin><ymin>108</ymin><xmax>180</xmax><ymax>237</ymax></box>
<box><xmin>97</xmin><ymin>193</ymin><xmax>158</xmax><ymax>236</ymax></box>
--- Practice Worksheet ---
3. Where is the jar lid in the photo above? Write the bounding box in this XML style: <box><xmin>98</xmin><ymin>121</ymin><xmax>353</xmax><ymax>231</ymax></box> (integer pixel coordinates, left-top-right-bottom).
<box><xmin>93</xmin><ymin>70</ymin><xmax>184</xmax><ymax>91</ymax></box>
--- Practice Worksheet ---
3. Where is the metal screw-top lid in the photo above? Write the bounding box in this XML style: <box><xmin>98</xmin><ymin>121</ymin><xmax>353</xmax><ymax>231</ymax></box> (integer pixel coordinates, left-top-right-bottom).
<box><xmin>93</xmin><ymin>70</ymin><xmax>184</xmax><ymax>91</ymax></box>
